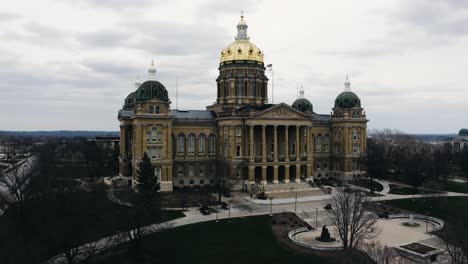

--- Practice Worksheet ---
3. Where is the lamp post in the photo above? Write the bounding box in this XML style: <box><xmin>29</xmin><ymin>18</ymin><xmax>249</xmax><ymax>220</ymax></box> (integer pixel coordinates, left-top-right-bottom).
<box><xmin>315</xmin><ymin>208</ymin><xmax>318</xmax><ymax>228</ymax></box>
<box><xmin>215</xmin><ymin>204</ymin><xmax>219</xmax><ymax>223</ymax></box>
<box><xmin>228</xmin><ymin>203</ymin><xmax>231</xmax><ymax>223</ymax></box>
<box><xmin>269</xmin><ymin>197</ymin><xmax>274</xmax><ymax>216</ymax></box>
<box><xmin>294</xmin><ymin>192</ymin><xmax>298</xmax><ymax>213</ymax></box>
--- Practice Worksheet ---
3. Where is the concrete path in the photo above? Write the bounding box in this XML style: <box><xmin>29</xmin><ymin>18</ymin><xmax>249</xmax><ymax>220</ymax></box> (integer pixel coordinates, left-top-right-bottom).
<box><xmin>43</xmin><ymin>185</ymin><xmax>468</xmax><ymax>264</ymax></box>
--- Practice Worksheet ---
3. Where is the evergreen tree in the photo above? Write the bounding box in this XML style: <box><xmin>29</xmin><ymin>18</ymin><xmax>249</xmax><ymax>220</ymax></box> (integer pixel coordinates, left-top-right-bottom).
<box><xmin>137</xmin><ymin>152</ymin><xmax>159</xmax><ymax>195</ymax></box>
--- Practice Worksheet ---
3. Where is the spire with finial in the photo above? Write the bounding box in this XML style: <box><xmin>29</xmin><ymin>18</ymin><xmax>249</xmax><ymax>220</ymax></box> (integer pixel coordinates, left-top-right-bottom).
<box><xmin>344</xmin><ymin>74</ymin><xmax>351</xmax><ymax>92</ymax></box>
<box><xmin>134</xmin><ymin>75</ymin><xmax>141</xmax><ymax>88</ymax></box>
<box><xmin>148</xmin><ymin>58</ymin><xmax>157</xmax><ymax>80</ymax></box>
<box><xmin>299</xmin><ymin>83</ymin><xmax>305</xmax><ymax>98</ymax></box>
<box><xmin>235</xmin><ymin>10</ymin><xmax>249</xmax><ymax>40</ymax></box>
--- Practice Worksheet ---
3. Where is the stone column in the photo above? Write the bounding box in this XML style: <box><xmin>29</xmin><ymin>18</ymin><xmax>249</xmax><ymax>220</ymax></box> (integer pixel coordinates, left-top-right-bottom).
<box><xmin>274</xmin><ymin>125</ymin><xmax>278</xmax><ymax>162</ymax></box>
<box><xmin>273</xmin><ymin>165</ymin><xmax>279</xmax><ymax>184</ymax></box>
<box><xmin>262</xmin><ymin>125</ymin><xmax>266</xmax><ymax>162</ymax></box>
<box><xmin>285</xmin><ymin>165</ymin><xmax>290</xmax><ymax>183</ymax></box>
<box><xmin>297</xmin><ymin>164</ymin><xmax>302</xmax><ymax>182</ymax></box>
<box><xmin>120</xmin><ymin>126</ymin><xmax>126</xmax><ymax>157</ymax></box>
<box><xmin>261</xmin><ymin>166</ymin><xmax>267</xmax><ymax>185</ymax></box>
<box><xmin>307</xmin><ymin>164</ymin><xmax>313</xmax><ymax>182</ymax></box>
<box><xmin>285</xmin><ymin>125</ymin><xmax>289</xmax><ymax>161</ymax></box>
<box><xmin>296</xmin><ymin>125</ymin><xmax>300</xmax><ymax>161</ymax></box>
<box><xmin>248</xmin><ymin>165</ymin><xmax>255</xmax><ymax>183</ymax></box>
<box><xmin>307</xmin><ymin>126</ymin><xmax>312</xmax><ymax>159</ymax></box>
<box><xmin>249</xmin><ymin>125</ymin><xmax>254</xmax><ymax>162</ymax></box>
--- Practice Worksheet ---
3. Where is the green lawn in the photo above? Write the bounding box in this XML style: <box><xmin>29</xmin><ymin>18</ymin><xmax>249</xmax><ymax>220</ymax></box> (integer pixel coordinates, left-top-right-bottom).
<box><xmin>0</xmin><ymin>191</ymin><xmax>184</xmax><ymax>264</ymax></box>
<box><xmin>90</xmin><ymin>216</ymin><xmax>330</xmax><ymax>264</ymax></box>
<box><xmin>444</xmin><ymin>181</ymin><xmax>468</xmax><ymax>193</ymax></box>
<box><xmin>115</xmin><ymin>188</ymin><xmax>216</xmax><ymax>208</ymax></box>
<box><xmin>385</xmin><ymin>197</ymin><xmax>468</xmax><ymax>227</ymax></box>
<box><xmin>388</xmin><ymin>184</ymin><xmax>435</xmax><ymax>195</ymax></box>
<box><xmin>353</xmin><ymin>179</ymin><xmax>384</xmax><ymax>192</ymax></box>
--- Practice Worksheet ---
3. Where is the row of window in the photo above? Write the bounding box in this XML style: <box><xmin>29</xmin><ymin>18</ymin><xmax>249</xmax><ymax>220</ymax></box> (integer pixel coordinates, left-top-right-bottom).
<box><xmin>222</xmin><ymin>68</ymin><xmax>260</xmax><ymax>77</ymax></box>
<box><xmin>221</xmin><ymin>81</ymin><xmax>265</xmax><ymax>97</ymax></box>
<box><xmin>177</xmin><ymin>164</ymin><xmax>216</xmax><ymax>177</ymax></box>
<box><xmin>176</xmin><ymin>134</ymin><xmax>216</xmax><ymax>155</ymax></box>
<box><xmin>148</xmin><ymin>105</ymin><xmax>161</xmax><ymax>114</ymax></box>
<box><xmin>146</xmin><ymin>127</ymin><xmax>163</xmax><ymax>143</ymax></box>
<box><xmin>178</xmin><ymin>179</ymin><xmax>214</xmax><ymax>186</ymax></box>
<box><xmin>147</xmin><ymin>147</ymin><xmax>163</xmax><ymax>160</ymax></box>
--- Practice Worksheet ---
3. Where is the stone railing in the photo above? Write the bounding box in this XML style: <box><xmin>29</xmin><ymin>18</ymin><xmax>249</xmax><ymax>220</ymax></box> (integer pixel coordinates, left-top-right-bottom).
<box><xmin>388</xmin><ymin>214</ymin><xmax>444</xmax><ymax>232</ymax></box>
<box><xmin>288</xmin><ymin>227</ymin><xmax>342</xmax><ymax>251</ymax></box>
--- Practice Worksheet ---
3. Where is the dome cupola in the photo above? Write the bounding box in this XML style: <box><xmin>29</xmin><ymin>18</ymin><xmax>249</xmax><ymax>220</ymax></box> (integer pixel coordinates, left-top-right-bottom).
<box><xmin>459</xmin><ymin>128</ymin><xmax>468</xmax><ymax>136</ymax></box>
<box><xmin>335</xmin><ymin>75</ymin><xmax>361</xmax><ymax>108</ymax></box>
<box><xmin>292</xmin><ymin>84</ymin><xmax>313</xmax><ymax>112</ymax></box>
<box><xmin>220</xmin><ymin>12</ymin><xmax>264</xmax><ymax>64</ymax></box>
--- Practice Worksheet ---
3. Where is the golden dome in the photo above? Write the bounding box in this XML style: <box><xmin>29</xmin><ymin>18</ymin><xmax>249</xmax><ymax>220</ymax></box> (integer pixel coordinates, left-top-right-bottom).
<box><xmin>220</xmin><ymin>40</ymin><xmax>264</xmax><ymax>63</ymax></box>
<box><xmin>220</xmin><ymin>13</ymin><xmax>264</xmax><ymax>64</ymax></box>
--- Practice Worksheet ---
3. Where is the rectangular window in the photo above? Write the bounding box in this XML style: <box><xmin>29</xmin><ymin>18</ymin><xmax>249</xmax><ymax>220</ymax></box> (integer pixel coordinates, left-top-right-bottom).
<box><xmin>155</xmin><ymin>147</ymin><xmax>162</xmax><ymax>159</ymax></box>
<box><xmin>189</xmin><ymin>164</ymin><xmax>194</xmax><ymax>177</ymax></box>
<box><xmin>146</xmin><ymin>131</ymin><xmax>150</xmax><ymax>142</ymax></box>
<box><xmin>148</xmin><ymin>148</ymin><xmax>156</xmax><ymax>160</ymax></box>
<box><xmin>149</xmin><ymin>106</ymin><xmax>154</xmax><ymax>113</ymax></box>
<box><xmin>199</xmin><ymin>166</ymin><xmax>204</xmax><ymax>177</ymax></box>
<box><xmin>199</xmin><ymin>136</ymin><xmax>205</xmax><ymax>154</ymax></box>
<box><xmin>178</xmin><ymin>165</ymin><xmax>184</xmax><ymax>177</ymax></box>
<box><xmin>236</xmin><ymin>145</ymin><xmax>241</xmax><ymax>157</ymax></box>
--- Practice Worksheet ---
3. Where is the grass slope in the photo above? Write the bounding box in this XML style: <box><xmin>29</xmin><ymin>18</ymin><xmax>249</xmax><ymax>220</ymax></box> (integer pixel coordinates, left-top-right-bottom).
<box><xmin>90</xmin><ymin>216</ymin><xmax>329</xmax><ymax>264</ymax></box>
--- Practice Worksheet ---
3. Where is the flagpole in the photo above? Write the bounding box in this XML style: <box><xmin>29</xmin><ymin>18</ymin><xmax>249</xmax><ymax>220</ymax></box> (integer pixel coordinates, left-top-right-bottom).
<box><xmin>271</xmin><ymin>66</ymin><xmax>274</xmax><ymax>104</ymax></box>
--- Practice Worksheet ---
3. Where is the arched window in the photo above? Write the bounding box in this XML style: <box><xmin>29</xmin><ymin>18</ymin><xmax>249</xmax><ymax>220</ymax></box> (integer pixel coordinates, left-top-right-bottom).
<box><xmin>177</xmin><ymin>134</ymin><xmax>185</xmax><ymax>155</ymax></box>
<box><xmin>236</xmin><ymin>81</ymin><xmax>244</xmax><ymax>96</ymax></box>
<box><xmin>208</xmin><ymin>134</ymin><xmax>216</xmax><ymax>155</ymax></box>
<box><xmin>198</xmin><ymin>134</ymin><xmax>206</xmax><ymax>155</ymax></box>
<box><xmin>224</xmin><ymin>82</ymin><xmax>230</xmax><ymax>97</ymax></box>
<box><xmin>323</xmin><ymin>134</ymin><xmax>329</xmax><ymax>152</ymax></box>
<box><xmin>188</xmin><ymin>134</ymin><xmax>195</xmax><ymax>155</ymax></box>
<box><xmin>248</xmin><ymin>82</ymin><xmax>255</xmax><ymax>96</ymax></box>
<box><xmin>315</xmin><ymin>135</ymin><xmax>322</xmax><ymax>152</ymax></box>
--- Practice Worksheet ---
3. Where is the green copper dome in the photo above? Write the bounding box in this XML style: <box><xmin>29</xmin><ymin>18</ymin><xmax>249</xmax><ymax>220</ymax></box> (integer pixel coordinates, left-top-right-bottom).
<box><xmin>292</xmin><ymin>98</ymin><xmax>313</xmax><ymax>112</ymax></box>
<box><xmin>335</xmin><ymin>91</ymin><xmax>361</xmax><ymax>108</ymax></box>
<box><xmin>459</xmin><ymin>128</ymin><xmax>468</xmax><ymax>136</ymax></box>
<box><xmin>123</xmin><ymin>92</ymin><xmax>136</xmax><ymax>109</ymax></box>
<box><xmin>135</xmin><ymin>80</ymin><xmax>169</xmax><ymax>103</ymax></box>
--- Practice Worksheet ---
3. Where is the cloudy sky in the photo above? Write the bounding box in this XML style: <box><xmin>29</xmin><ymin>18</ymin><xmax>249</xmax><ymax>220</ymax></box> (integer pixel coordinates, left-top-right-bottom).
<box><xmin>1</xmin><ymin>0</ymin><xmax>467</xmax><ymax>133</ymax></box>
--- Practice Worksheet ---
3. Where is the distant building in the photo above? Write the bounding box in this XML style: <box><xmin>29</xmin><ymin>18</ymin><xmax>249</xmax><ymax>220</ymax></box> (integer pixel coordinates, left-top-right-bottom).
<box><xmin>117</xmin><ymin>14</ymin><xmax>369</xmax><ymax>192</ymax></box>
<box><xmin>89</xmin><ymin>136</ymin><xmax>120</xmax><ymax>150</ymax></box>
<box><xmin>452</xmin><ymin>128</ymin><xmax>468</xmax><ymax>151</ymax></box>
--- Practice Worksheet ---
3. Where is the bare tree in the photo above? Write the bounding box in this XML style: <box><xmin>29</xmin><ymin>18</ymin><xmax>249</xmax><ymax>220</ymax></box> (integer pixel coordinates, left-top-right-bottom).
<box><xmin>328</xmin><ymin>188</ymin><xmax>378</xmax><ymax>255</ymax></box>
<box><xmin>361</xmin><ymin>241</ymin><xmax>395</xmax><ymax>264</ymax></box>
<box><xmin>443</xmin><ymin>218</ymin><xmax>468</xmax><ymax>264</ymax></box>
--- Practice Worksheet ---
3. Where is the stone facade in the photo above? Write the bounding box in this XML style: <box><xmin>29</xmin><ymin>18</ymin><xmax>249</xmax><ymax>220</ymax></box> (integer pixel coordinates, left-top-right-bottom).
<box><xmin>117</xmin><ymin>15</ymin><xmax>368</xmax><ymax>192</ymax></box>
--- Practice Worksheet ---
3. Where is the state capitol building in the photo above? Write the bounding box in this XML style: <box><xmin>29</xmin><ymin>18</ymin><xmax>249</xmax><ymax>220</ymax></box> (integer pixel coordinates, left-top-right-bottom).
<box><xmin>118</xmin><ymin>14</ymin><xmax>368</xmax><ymax>191</ymax></box>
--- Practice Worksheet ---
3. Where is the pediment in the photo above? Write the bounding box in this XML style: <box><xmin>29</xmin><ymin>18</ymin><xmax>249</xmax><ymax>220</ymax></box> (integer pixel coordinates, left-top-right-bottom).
<box><xmin>252</xmin><ymin>103</ymin><xmax>309</xmax><ymax>119</ymax></box>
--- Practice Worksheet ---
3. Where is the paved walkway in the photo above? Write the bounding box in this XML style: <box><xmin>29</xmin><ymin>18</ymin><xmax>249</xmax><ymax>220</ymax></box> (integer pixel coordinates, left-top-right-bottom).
<box><xmin>44</xmin><ymin>185</ymin><xmax>468</xmax><ymax>264</ymax></box>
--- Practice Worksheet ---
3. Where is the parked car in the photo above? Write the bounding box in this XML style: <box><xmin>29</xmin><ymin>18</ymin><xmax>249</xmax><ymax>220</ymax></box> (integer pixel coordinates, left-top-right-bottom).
<box><xmin>200</xmin><ymin>205</ymin><xmax>211</xmax><ymax>215</ymax></box>
<box><xmin>221</xmin><ymin>202</ymin><xmax>229</xmax><ymax>210</ymax></box>
<box><xmin>223</xmin><ymin>191</ymin><xmax>231</xmax><ymax>197</ymax></box>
